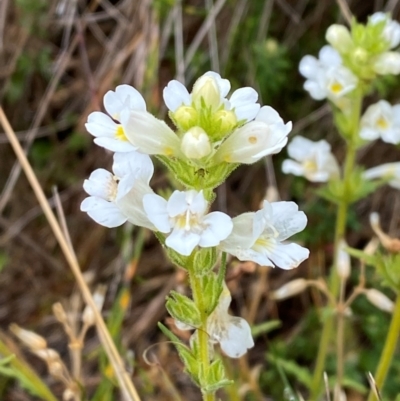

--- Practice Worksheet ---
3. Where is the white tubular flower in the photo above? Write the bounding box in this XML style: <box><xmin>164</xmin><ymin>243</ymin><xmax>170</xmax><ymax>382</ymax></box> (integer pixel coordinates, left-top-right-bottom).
<box><xmin>363</xmin><ymin>162</ymin><xmax>400</xmax><ymax>189</ymax></box>
<box><xmin>282</xmin><ymin>136</ymin><xmax>340</xmax><ymax>182</ymax></box>
<box><xmin>122</xmin><ymin>110</ymin><xmax>181</xmax><ymax>157</ymax></box>
<box><xmin>207</xmin><ymin>283</ymin><xmax>254</xmax><ymax>358</ymax></box>
<box><xmin>214</xmin><ymin>106</ymin><xmax>291</xmax><ymax>164</ymax></box>
<box><xmin>143</xmin><ymin>190</ymin><xmax>233</xmax><ymax>256</ymax></box>
<box><xmin>163</xmin><ymin>71</ymin><xmax>260</xmax><ymax>124</ymax></box>
<box><xmin>326</xmin><ymin>24</ymin><xmax>353</xmax><ymax>53</ymax></box>
<box><xmin>373</xmin><ymin>52</ymin><xmax>400</xmax><ymax>75</ymax></box>
<box><xmin>370</xmin><ymin>12</ymin><xmax>400</xmax><ymax>49</ymax></box>
<box><xmin>181</xmin><ymin>126</ymin><xmax>212</xmax><ymax>159</ymax></box>
<box><xmin>360</xmin><ymin>100</ymin><xmax>400</xmax><ymax>144</ymax></box>
<box><xmin>85</xmin><ymin>85</ymin><xmax>146</xmax><ymax>152</ymax></box>
<box><xmin>299</xmin><ymin>46</ymin><xmax>358</xmax><ymax>101</ymax></box>
<box><xmin>220</xmin><ymin>200</ymin><xmax>309</xmax><ymax>269</ymax></box>
<box><xmin>81</xmin><ymin>151</ymin><xmax>155</xmax><ymax>228</ymax></box>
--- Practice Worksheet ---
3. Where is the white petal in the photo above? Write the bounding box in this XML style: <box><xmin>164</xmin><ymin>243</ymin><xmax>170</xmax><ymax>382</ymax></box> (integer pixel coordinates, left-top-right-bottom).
<box><xmin>199</xmin><ymin>212</ymin><xmax>233</xmax><ymax>247</ymax></box>
<box><xmin>373</xmin><ymin>52</ymin><xmax>400</xmax><ymax>75</ymax></box>
<box><xmin>219</xmin><ymin>212</ymin><xmax>257</xmax><ymax>251</ymax></box>
<box><xmin>166</xmin><ymin>228</ymin><xmax>200</xmax><ymax>256</ymax></box>
<box><xmin>319</xmin><ymin>45</ymin><xmax>342</xmax><ymax>67</ymax></box>
<box><xmin>282</xmin><ymin>160</ymin><xmax>305</xmax><ymax>176</ymax></box>
<box><xmin>255</xmin><ymin>106</ymin><xmax>283</xmax><ymax>125</ymax></box>
<box><xmin>117</xmin><ymin>180</ymin><xmax>156</xmax><ymax>230</ymax></box>
<box><xmin>143</xmin><ymin>193</ymin><xmax>171</xmax><ymax>233</ymax></box>
<box><xmin>304</xmin><ymin>80</ymin><xmax>327</xmax><ymax>100</ymax></box>
<box><xmin>359</xmin><ymin>127</ymin><xmax>380</xmax><ymax>141</ymax></box>
<box><xmin>229</xmin><ymin>87</ymin><xmax>260</xmax><ymax>121</ymax></box>
<box><xmin>83</xmin><ymin>169</ymin><xmax>114</xmax><ymax>199</ymax></box>
<box><xmin>270</xmin><ymin>202</ymin><xmax>308</xmax><ymax>241</ymax></box>
<box><xmin>287</xmin><ymin>136</ymin><xmax>317</xmax><ymax>161</ymax></box>
<box><xmin>86</xmin><ymin>112</ymin><xmax>118</xmax><ymax>138</ymax></box>
<box><xmin>123</xmin><ymin>110</ymin><xmax>181</xmax><ymax>156</ymax></box>
<box><xmin>299</xmin><ymin>55</ymin><xmax>319</xmax><ymax>79</ymax></box>
<box><xmin>381</xmin><ymin>128</ymin><xmax>400</xmax><ymax>144</ymax></box>
<box><xmin>188</xmin><ymin>190</ymin><xmax>207</xmax><ymax>215</ymax></box>
<box><xmin>103</xmin><ymin>85</ymin><xmax>146</xmax><ymax>119</ymax></box>
<box><xmin>215</xmin><ymin>120</ymin><xmax>290</xmax><ymax>164</ymax></box>
<box><xmin>267</xmin><ymin>242</ymin><xmax>310</xmax><ymax>269</ymax></box>
<box><xmin>81</xmin><ymin>197</ymin><xmax>126</xmax><ymax>228</ymax></box>
<box><xmin>94</xmin><ymin>137</ymin><xmax>137</xmax><ymax>152</ymax></box>
<box><xmin>113</xmin><ymin>151</ymin><xmax>154</xmax><ymax>184</ymax></box>
<box><xmin>219</xmin><ymin>317</ymin><xmax>254</xmax><ymax>358</ymax></box>
<box><xmin>167</xmin><ymin>191</ymin><xmax>189</xmax><ymax>217</ymax></box>
<box><xmin>163</xmin><ymin>80</ymin><xmax>191</xmax><ymax>112</ymax></box>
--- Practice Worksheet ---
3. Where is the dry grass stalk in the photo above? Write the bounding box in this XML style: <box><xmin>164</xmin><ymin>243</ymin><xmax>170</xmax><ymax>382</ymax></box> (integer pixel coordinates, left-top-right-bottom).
<box><xmin>0</xmin><ymin>106</ymin><xmax>141</xmax><ymax>401</ymax></box>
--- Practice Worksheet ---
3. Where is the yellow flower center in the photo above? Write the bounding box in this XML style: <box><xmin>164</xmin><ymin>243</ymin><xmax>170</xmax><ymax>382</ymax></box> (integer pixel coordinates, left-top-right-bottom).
<box><xmin>330</xmin><ymin>81</ymin><xmax>343</xmax><ymax>94</ymax></box>
<box><xmin>377</xmin><ymin>116</ymin><xmax>389</xmax><ymax>130</ymax></box>
<box><xmin>115</xmin><ymin>125</ymin><xmax>128</xmax><ymax>141</ymax></box>
<box><xmin>303</xmin><ymin>159</ymin><xmax>317</xmax><ymax>172</ymax></box>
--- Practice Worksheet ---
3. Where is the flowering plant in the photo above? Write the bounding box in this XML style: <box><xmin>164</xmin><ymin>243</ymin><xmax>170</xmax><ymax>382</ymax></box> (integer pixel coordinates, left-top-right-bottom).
<box><xmin>82</xmin><ymin>71</ymin><xmax>309</xmax><ymax>399</ymax></box>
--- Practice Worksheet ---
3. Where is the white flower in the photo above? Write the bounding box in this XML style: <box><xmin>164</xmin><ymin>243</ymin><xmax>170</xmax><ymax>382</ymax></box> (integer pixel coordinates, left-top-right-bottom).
<box><xmin>299</xmin><ymin>46</ymin><xmax>358</xmax><ymax>101</ymax></box>
<box><xmin>370</xmin><ymin>12</ymin><xmax>400</xmax><ymax>49</ymax></box>
<box><xmin>81</xmin><ymin>151</ymin><xmax>155</xmax><ymax>228</ymax></box>
<box><xmin>206</xmin><ymin>283</ymin><xmax>254</xmax><ymax>358</ymax></box>
<box><xmin>163</xmin><ymin>71</ymin><xmax>260</xmax><ymax>123</ymax></box>
<box><xmin>122</xmin><ymin>110</ymin><xmax>182</xmax><ymax>157</ymax></box>
<box><xmin>214</xmin><ymin>106</ymin><xmax>292</xmax><ymax>164</ymax></box>
<box><xmin>175</xmin><ymin>282</ymin><xmax>254</xmax><ymax>358</ymax></box>
<box><xmin>359</xmin><ymin>100</ymin><xmax>400</xmax><ymax>144</ymax></box>
<box><xmin>180</xmin><ymin>126</ymin><xmax>212</xmax><ymax>159</ymax></box>
<box><xmin>85</xmin><ymin>85</ymin><xmax>146</xmax><ymax>152</ymax></box>
<box><xmin>363</xmin><ymin>162</ymin><xmax>400</xmax><ymax>189</ymax></box>
<box><xmin>373</xmin><ymin>52</ymin><xmax>400</xmax><ymax>75</ymax></box>
<box><xmin>143</xmin><ymin>190</ymin><xmax>233</xmax><ymax>256</ymax></box>
<box><xmin>220</xmin><ymin>200</ymin><xmax>309</xmax><ymax>269</ymax></box>
<box><xmin>282</xmin><ymin>136</ymin><xmax>340</xmax><ymax>182</ymax></box>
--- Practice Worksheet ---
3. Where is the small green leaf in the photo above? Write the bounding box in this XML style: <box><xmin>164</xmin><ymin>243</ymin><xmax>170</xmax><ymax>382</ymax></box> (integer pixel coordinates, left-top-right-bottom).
<box><xmin>202</xmin><ymin>359</ymin><xmax>232</xmax><ymax>393</ymax></box>
<box><xmin>200</xmin><ymin>272</ymin><xmax>223</xmax><ymax>315</ymax></box>
<box><xmin>193</xmin><ymin>248</ymin><xmax>217</xmax><ymax>274</ymax></box>
<box><xmin>165</xmin><ymin>291</ymin><xmax>201</xmax><ymax>328</ymax></box>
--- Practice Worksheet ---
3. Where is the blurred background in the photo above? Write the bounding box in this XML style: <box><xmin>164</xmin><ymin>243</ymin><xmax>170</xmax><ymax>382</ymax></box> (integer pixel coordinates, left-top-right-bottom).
<box><xmin>0</xmin><ymin>0</ymin><xmax>400</xmax><ymax>400</ymax></box>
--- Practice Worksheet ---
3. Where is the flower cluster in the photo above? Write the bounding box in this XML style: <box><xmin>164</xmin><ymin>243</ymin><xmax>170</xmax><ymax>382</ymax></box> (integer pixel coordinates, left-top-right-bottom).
<box><xmin>294</xmin><ymin>13</ymin><xmax>400</xmax><ymax>185</ymax></box>
<box><xmin>81</xmin><ymin>72</ymin><xmax>310</xmax><ymax>362</ymax></box>
<box><xmin>82</xmin><ymin>71</ymin><xmax>308</xmax><ymax>266</ymax></box>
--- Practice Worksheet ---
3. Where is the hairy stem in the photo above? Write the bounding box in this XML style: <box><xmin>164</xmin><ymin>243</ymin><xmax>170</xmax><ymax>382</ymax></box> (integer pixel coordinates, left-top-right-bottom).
<box><xmin>188</xmin><ymin>266</ymin><xmax>215</xmax><ymax>401</ymax></box>
<box><xmin>367</xmin><ymin>294</ymin><xmax>400</xmax><ymax>401</ymax></box>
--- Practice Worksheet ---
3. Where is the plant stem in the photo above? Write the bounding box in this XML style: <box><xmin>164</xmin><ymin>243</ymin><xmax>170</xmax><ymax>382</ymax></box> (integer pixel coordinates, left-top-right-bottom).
<box><xmin>188</xmin><ymin>265</ymin><xmax>215</xmax><ymax>401</ymax></box>
<box><xmin>310</xmin><ymin>91</ymin><xmax>362</xmax><ymax>400</ymax></box>
<box><xmin>367</xmin><ymin>293</ymin><xmax>400</xmax><ymax>401</ymax></box>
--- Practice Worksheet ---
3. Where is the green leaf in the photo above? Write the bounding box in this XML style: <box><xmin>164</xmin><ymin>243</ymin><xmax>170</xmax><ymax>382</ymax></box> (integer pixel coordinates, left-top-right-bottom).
<box><xmin>202</xmin><ymin>359</ymin><xmax>232</xmax><ymax>393</ymax></box>
<box><xmin>267</xmin><ymin>354</ymin><xmax>313</xmax><ymax>389</ymax></box>
<box><xmin>166</xmin><ymin>291</ymin><xmax>201</xmax><ymax>328</ymax></box>
<box><xmin>193</xmin><ymin>248</ymin><xmax>217</xmax><ymax>274</ymax></box>
<box><xmin>200</xmin><ymin>272</ymin><xmax>223</xmax><ymax>315</ymax></box>
<box><xmin>251</xmin><ymin>320</ymin><xmax>281</xmax><ymax>338</ymax></box>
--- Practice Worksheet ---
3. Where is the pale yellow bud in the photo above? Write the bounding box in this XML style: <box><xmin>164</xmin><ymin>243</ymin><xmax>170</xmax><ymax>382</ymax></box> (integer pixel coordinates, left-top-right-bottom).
<box><xmin>370</xmin><ymin>212</ymin><xmax>400</xmax><ymax>253</ymax></box>
<box><xmin>353</xmin><ymin>47</ymin><xmax>369</xmax><ymax>64</ymax></box>
<box><xmin>365</xmin><ymin>289</ymin><xmax>394</xmax><ymax>313</ymax></box>
<box><xmin>173</xmin><ymin>105</ymin><xmax>198</xmax><ymax>131</ymax></box>
<box><xmin>192</xmin><ymin>76</ymin><xmax>221</xmax><ymax>110</ymax></box>
<box><xmin>326</xmin><ymin>24</ymin><xmax>353</xmax><ymax>53</ymax></box>
<box><xmin>33</xmin><ymin>348</ymin><xmax>60</xmax><ymax>362</ymax></box>
<box><xmin>337</xmin><ymin>239</ymin><xmax>351</xmax><ymax>280</ymax></box>
<box><xmin>271</xmin><ymin>278</ymin><xmax>308</xmax><ymax>300</ymax></box>
<box><xmin>10</xmin><ymin>324</ymin><xmax>47</xmax><ymax>351</ymax></box>
<box><xmin>181</xmin><ymin>126</ymin><xmax>212</xmax><ymax>159</ymax></box>
<box><xmin>82</xmin><ymin>285</ymin><xmax>107</xmax><ymax>327</ymax></box>
<box><xmin>213</xmin><ymin>109</ymin><xmax>237</xmax><ymax>135</ymax></box>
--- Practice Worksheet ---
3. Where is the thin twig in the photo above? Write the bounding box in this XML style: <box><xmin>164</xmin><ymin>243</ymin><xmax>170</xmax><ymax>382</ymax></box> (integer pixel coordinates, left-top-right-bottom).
<box><xmin>0</xmin><ymin>107</ymin><xmax>141</xmax><ymax>401</ymax></box>
<box><xmin>336</xmin><ymin>0</ymin><xmax>352</xmax><ymax>25</ymax></box>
